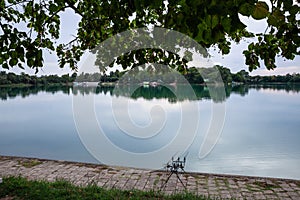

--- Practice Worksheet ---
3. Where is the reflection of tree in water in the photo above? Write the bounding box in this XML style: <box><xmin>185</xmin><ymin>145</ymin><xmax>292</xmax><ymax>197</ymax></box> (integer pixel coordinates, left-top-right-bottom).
<box><xmin>74</xmin><ymin>85</ymin><xmax>237</xmax><ymax>103</ymax></box>
<box><xmin>249</xmin><ymin>84</ymin><xmax>300</xmax><ymax>93</ymax></box>
<box><xmin>231</xmin><ymin>85</ymin><xmax>249</xmax><ymax>96</ymax></box>
<box><xmin>0</xmin><ymin>86</ymin><xmax>71</xmax><ymax>101</ymax></box>
<box><xmin>118</xmin><ymin>85</ymin><xmax>177</xmax><ymax>103</ymax></box>
<box><xmin>1</xmin><ymin>84</ymin><xmax>300</xmax><ymax>101</ymax></box>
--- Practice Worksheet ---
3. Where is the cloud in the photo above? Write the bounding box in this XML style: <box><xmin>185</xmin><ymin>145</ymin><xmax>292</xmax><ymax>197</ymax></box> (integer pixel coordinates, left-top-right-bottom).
<box><xmin>251</xmin><ymin>66</ymin><xmax>300</xmax><ymax>76</ymax></box>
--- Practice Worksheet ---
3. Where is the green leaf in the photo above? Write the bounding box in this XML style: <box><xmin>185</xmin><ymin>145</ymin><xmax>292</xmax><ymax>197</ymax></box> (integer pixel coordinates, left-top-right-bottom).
<box><xmin>9</xmin><ymin>58</ymin><xmax>18</xmax><ymax>67</ymax></box>
<box><xmin>283</xmin><ymin>0</ymin><xmax>293</xmax><ymax>10</ymax></box>
<box><xmin>2</xmin><ymin>63</ymin><xmax>9</xmax><ymax>69</ymax></box>
<box><xmin>16</xmin><ymin>46</ymin><xmax>25</xmax><ymax>57</ymax></box>
<box><xmin>239</xmin><ymin>3</ymin><xmax>255</xmax><ymax>16</ymax></box>
<box><xmin>11</xmin><ymin>51</ymin><xmax>17</xmax><ymax>59</ymax></box>
<box><xmin>212</xmin><ymin>28</ymin><xmax>223</xmax><ymax>42</ymax></box>
<box><xmin>49</xmin><ymin>4</ymin><xmax>57</xmax><ymax>13</ymax></box>
<box><xmin>258</xmin><ymin>36</ymin><xmax>262</xmax><ymax>42</ymax></box>
<box><xmin>37</xmin><ymin>50</ymin><xmax>42</xmax><ymax>61</ymax></box>
<box><xmin>149</xmin><ymin>0</ymin><xmax>162</xmax><ymax>9</ymax></box>
<box><xmin>211</xmin><ymin>15</ymin><xmax>219</xmax><ymax>28</ymax></box>
<box><xmin>27</xmin><ymin>58</ymin><xmax>34</xmax><ymax>67</ymax></box>
<box><xmin>231</xmin><ymin>16</ymin><xmax>246</xmax><ymax>31</ymax></box>
<box><xmin>219</xmin><ymin>42</ymin><xmax>230</xmax><ymax>54</ymax></box>
<box><xmin>221</xmin><ymin>17</ymin><xmax>231</xmax><ymax>33</ymax></box>
<box><xmin>195</xmin><ymin>23</ymin><xmax>205</xmax><ymax>42</ymax></box>
<box><xmin>289</xmin><ymin>5</ymin><xmax>299</xmax><ymax>16</ymax></box>
<box><xmin>252</xmin><ymin>1</ymin><xmax>269</xmax><ymax>20</ymax></box>
<box><xmin>267</xmin><ymin>10</ymin><xmax>285</xmax><ymax>26</ymax></box>
<box><xmin>208</xmin><ymin>5</ymin><xmax>226</xmax><ymax>15</ymax></box>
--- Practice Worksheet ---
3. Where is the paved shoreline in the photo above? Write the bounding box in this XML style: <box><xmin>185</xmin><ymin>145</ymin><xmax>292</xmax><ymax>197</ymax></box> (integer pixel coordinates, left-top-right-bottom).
<box><xmin>0</xmin><ymin>156</ymin><xmax>299</xmax><ymax>199</ymax></box>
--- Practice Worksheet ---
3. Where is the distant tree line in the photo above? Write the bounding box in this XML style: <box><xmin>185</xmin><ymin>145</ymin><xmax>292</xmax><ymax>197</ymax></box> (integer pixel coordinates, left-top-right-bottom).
<box><xmin>75</xmin><ymin>66</ymin><xmax>300</xmax><ymax>85</ymax></box>
<box><xmin>1</xmin><ymin>66</ymin><xmax>300</xmax><ymax>86</ymax></box>
<box><xmin>75</xmin><ymin>70</ymin><xmax>126</xmax><ymax>83</ymax></box>
<box><xmin>2</xmin><ymin>84</ymin><xmax>300</xmax><ymax>103</ymax></box>
<box><xmin>0</xmin><ymin>71</ymin><xmax>77</xmax><ymax>85</ymax></box>
<box><xmin>201</xmin><ymin>65</ymin><xmax>300</xmax><ymax>84</ymax></box>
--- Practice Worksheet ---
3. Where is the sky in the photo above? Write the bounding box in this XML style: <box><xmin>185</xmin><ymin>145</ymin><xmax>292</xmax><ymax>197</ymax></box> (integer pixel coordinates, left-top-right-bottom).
<box><xmin>1</xmin><ymin>6</ymin><xmax>299</xmax><ymax>76</ymax></box>
<box><xmin>211</xmin><ymin>15</ymin><xmax>300</xmax><ymax>76</ymax></box>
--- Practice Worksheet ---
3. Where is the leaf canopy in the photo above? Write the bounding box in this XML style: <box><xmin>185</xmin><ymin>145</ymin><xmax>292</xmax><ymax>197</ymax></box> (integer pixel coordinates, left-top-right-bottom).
<box><xmin>0</xmin><ymin>0</ymin><xmax>299</xmax><ymax>73</ymax></box>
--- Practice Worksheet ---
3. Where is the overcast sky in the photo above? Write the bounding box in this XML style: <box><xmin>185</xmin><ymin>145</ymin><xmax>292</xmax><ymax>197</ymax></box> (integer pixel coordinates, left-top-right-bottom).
<box><xmin>2</xmin><ymin>7</ymin><xmax>299</xmax><ymax>76</ymax></box>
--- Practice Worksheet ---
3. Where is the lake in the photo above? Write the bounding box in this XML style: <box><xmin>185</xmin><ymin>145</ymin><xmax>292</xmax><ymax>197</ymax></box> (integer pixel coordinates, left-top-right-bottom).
<box><xmin>0</xmin><ymin>84</ymin><xmax>299</xmax><ymax>180</ymax></box>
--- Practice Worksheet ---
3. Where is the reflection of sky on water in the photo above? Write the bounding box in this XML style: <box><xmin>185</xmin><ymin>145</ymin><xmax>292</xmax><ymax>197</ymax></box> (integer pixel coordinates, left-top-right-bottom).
<box><xmin>94</xmin><ymin>95</ymin><xmax>207</xmax><ymax>154</ymax></box>
<box><xmin>0</xmin><ymin>91</ymin><xmax>97</xmax><ymax>163</ymax></box>
<box><xmin>95</xmin><ymin>96</ymin><xmax>182</xmax><ymax>153</ymax></box>
<box><xmin>187</xmin><ymin>89</ymin><xmax>300</xmax><ymax>179</ymax></box>
<box><xmin>0</xmin><ymin>86</ymin><xmax>299</xmax><ymax>179</ymax></box>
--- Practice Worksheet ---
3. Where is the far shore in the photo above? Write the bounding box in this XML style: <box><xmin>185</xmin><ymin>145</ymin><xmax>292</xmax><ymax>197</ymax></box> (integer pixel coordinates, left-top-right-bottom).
<box><xmin>1</xmin><ymin>81</ymin><xmax>300</xmax><ymax>89</ymax></box>
<box><xmin>0</xmin><ymin>83</ymin><xmax>73</xmax><ymax>87</ymax></box>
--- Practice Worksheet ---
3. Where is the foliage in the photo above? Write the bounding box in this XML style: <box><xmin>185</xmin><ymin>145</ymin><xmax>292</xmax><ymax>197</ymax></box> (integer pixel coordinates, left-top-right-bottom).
<box><xmin>232</xmin><ymin>70</ymin><xmax>250</xmax><ymax>83</ymax></box>
<box><xmin>198</xmin><ymin>65</ymin><xmax>232</xmax><ymax>84</ymax></box>
<box><xmin>18</xmin><ymin>160</ymin><xmax>42</xmax><ymax>168</ymax></box>
<box><xmin>75</xmin><ymin>67</ymin><xmax>202</xmax><ymax>84</ymax></box>
<box><xmin>0</xmin><ymin>71</ymin><xmax>76</xmax><ymax>85</ymax></box>
<box><xmin>1</xmin><ymin>81</ymin><xmax>300</xmax><ymax>103</ymax></box>
<box><xmin>0</xmin><ymin>176</ymin><xmax>210</xmax><ymax>200</ymax></box>
<box><xmin>2</xmin><ymin>66</ymin><xmax>300</xmax><ymax>88</ymax></box>
<box><xmin>75</xmin><ymin>71</ymin><xmax>124</xmax><ymax>82</ymax></box>
<box><xmin>0</xmin><ymin>85</ymin><xmax>71</xmax><ymax>100</ymax></box>
<box><xmin>250</xmin><ymin>73</ymin><xmax>300</xmax><ymax>83</ymax></box>
<box><xmin>1</xmin><ymin>0</ymin><xmax>299</xmax><ymax>73</ymax></box>
<box><xmin>184</xmin><ymin>67</ymin><xmax>204</xmax><ymax>84</ymax></box>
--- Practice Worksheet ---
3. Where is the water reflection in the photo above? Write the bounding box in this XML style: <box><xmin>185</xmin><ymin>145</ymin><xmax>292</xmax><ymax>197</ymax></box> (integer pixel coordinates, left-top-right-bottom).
<box><xmin>0</xmin><ymin>85</ymin><xmax>71</xmax><ymax>100</ymax></box>
<box><xmin>75</xmin><ymin>84</ymin><xmax>229</xmax><ymax>103</ymax></box>
<box><xmin>0</xmin><ymin>83</ymin><xmax>300</xmax><ymax>179</ymax></box>
<box><xmin>1</xmin><ymin>83</ymin><xmax>300</xmax><ymax>101</ymax></box>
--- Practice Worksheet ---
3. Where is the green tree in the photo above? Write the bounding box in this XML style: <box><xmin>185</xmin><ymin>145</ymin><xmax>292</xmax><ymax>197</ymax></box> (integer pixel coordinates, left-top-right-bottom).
<box><xmin>70</xmin><ymin>72</ymin><xmax>77</xmax><ymax>82</ymax></box>
<box><xmin>185</xmin><ymin>67</ymin><xmax>204</xmax><ymax>84</ymax></box>
<box><xmin>233</xmin><ymin>70</ymin><xmax>250</xmax><ymax>83</ymax></box>
<box><xmin>19</xmin><ymin>72</ymin><xmax>31</xmax><ymax>84</ymax></box>
<box><xmin>7</xmin><ymin>72</ymin><xmax>19</xmax><ymax>84</ymax></box>
<box><xmin>215</xmin><ymin>65</ymin><xmax>232</xmax><ymax>84</ymax></box>
<box><xmin>1</xmin><ymin>0</ymin><xmax>299</xmax><ymax>73</ymax></box>
<box><xmin>0</xmin><ymin>71</ymin><xmax>9</xmax><ymax>85</ymax></box>
<box><xmin>61</xmin><ymin>74</ymin><xmax>70</xmax><ymax>83</ymax></box>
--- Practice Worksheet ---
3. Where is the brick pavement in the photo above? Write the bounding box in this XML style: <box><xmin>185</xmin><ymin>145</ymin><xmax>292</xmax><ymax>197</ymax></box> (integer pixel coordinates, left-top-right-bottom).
<box><xmin>0</xmin><ymin>156</ymin><xmax>299</xmax><ymax>199</ymax></box>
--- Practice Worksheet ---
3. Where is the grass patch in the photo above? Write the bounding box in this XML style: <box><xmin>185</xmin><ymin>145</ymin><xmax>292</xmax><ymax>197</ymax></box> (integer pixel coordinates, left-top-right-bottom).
<box><xmin>245</xmin><ymin>185</ymin><xmax>261</xmax><ymax>192</ymax></box>
<box><xmin>0</xmin><ymin>177</ymin><xmax>212</xmax><ymax>200</ymax></box>
<box><xmin>153</xmin><ymin>176</ymin><xmax>160</xmax><ymax>186</ymax></box>
<box><xmin>253</xmin><ymin>181</ymin><xmax>280</xmax><ymax>190</ymax></box>
<box><xmin>223</xmin><ymin>179</ymin><xmax>229</xmax><ymax>187</ymax></box>
<box><xmin>18</xmin><ymin>160</ymin><xmax>42</xmax><ymax>168</ymax></box>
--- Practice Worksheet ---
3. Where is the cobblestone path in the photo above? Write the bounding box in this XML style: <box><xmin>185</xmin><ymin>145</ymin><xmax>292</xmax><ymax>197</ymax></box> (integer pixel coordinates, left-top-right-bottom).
<box><xmin>0</xmin><ymin>156</ymin><xmax>299</xmax><ymax>199</ymax></box>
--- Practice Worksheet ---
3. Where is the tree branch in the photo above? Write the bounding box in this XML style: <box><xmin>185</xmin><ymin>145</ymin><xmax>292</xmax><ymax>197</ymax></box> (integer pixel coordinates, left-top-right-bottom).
<box><xmin>65</xmin><ymin>0</ymin><xmax>84</xmax><ymax>18</ymax></box>
<box><xmin>5</xmin><ymin>0</ymin><xmax>31</xmax><ymax>9</ymax></box>
<box><xmin>42</xmin><ymin>5</ymin><xmax>69</xmax><ymax>26</ymax></box>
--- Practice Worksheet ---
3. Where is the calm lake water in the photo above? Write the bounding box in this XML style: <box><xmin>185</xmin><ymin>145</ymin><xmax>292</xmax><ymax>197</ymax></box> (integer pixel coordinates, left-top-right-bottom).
<box><xmin>0</xmin><ymin>84</ymin><xmax>299</xmax><ymax>180</ymax></box>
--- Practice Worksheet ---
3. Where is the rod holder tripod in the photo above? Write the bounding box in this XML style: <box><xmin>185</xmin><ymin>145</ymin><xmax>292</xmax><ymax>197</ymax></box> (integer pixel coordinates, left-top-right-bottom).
<box><xmin>160</xmin><ymin>157</ymin><xmax>187</xmax><ymax>190</ymax></box>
